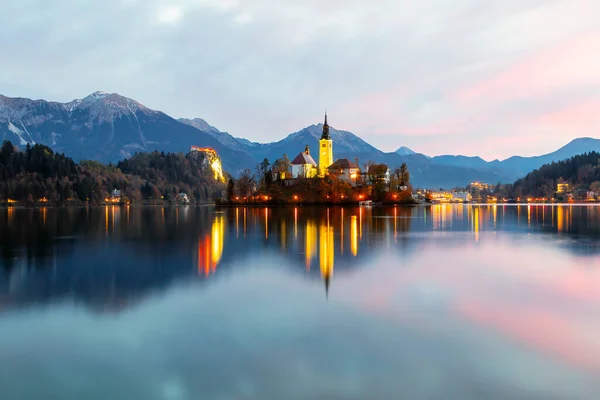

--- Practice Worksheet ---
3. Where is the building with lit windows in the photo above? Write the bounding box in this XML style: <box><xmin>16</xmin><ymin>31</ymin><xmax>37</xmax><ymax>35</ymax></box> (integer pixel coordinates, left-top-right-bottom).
<box><xmin>557</xmin><ymin>183</ymin><xmax>571</xmax><ymax>194</ymax></box>
<box><xmin>327</xmin><ymin>158</ymin><xmax>361</xmax><ymax>186</ymax></box>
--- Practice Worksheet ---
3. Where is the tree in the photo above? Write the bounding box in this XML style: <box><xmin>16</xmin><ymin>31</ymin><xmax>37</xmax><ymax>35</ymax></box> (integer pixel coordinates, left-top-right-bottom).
<box><xmin>368</xmin><ymin>164</ymin><xmax>390</xmax><ymax>201</ymax></box>
<box><xmin>256</xmin><ymin>158</ymin><xmax>271</xmax><ymax>190</ymax></box>
<box><xmin>272</xmin><ymin>154</ymin><xmax>291</xmax><ymax>181</ymax></box>
<box><xmin>227</xmin><ymin>178</ymin><xmax>236</xmax><ymax>201</ymax></box>
<box><xmin>591</xmin><ymin>181</ymin><xmax>600</xmax><ymax>198</ymax></box>
<box><xmin>236</xmin><ymin>169</ymin><xmax>255</xmax><ymax>199</ymax></box>
<box><xmin>399</xmin><ymin>163</ymin><xmax>410</xmax><ymax>186</ymax></box>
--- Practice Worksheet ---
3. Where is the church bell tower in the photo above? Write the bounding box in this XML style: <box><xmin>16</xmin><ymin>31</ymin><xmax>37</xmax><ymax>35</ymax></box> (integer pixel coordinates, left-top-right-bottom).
<box><xmin>318</xmin><ymin>112</ymin><xmax>333</xmax><ymax>177</ymax></box>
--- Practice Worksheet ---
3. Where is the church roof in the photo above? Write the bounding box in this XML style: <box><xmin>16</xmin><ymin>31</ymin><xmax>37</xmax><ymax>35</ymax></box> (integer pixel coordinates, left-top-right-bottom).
<box><xmin>328</xmin><ymin>158</ymin><xmax>359</xmax><ymax>170</ymax></box>
<box><xmin>291</xmin><ymin>152</ymin><xmax>317</xmax><ymax>166</ymax></box>
<box><xmin>321</xmin><ymin>112</ymin><xmax>330</xmax><ymax>140</ymax></box>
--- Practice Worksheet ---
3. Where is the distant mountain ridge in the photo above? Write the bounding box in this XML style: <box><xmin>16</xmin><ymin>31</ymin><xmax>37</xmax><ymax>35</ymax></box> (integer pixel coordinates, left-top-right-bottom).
<box><xmin>1</xmin><ymin>91</ymin><xmax>598</xmax><ymax>187</ymax></box>
<box><xmin>427</xmin><ymin>138</ymin><xmax>600</xmax><ymax>179</ymax></box>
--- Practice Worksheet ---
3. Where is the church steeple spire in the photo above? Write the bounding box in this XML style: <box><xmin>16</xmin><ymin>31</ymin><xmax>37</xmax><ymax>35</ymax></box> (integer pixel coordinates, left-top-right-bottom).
<box><xmin>321</xmin><ymin>111</ymin><xmax>330</xmax><ymax>140</ymax></box>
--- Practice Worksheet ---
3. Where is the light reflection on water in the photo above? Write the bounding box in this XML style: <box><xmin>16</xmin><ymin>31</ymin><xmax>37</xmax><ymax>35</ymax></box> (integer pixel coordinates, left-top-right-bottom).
<box><xmin>1</xmin><ymin>205</ymin><xmax>600</xmax><ymax>399</ymax></box>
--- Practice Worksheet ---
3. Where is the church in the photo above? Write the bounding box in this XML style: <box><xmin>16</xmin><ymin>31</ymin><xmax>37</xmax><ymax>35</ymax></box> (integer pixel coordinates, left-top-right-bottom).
<box><xmin>289</xmin><ymin>113</ymin><xmax>361</xmax><ymax>185</ymax></box>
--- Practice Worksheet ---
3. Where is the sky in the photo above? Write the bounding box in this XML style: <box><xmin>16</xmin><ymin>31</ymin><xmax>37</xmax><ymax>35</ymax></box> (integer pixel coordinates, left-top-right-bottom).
<box><xmin>1</xmin><ymin>0</ymin><xmax>599</xmax><ymax>160</ymax></box>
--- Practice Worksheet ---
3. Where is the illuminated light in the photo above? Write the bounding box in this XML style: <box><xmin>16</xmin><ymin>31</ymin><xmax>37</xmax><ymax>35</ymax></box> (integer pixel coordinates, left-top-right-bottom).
<box><xmin>294</xmin><ymin>207</ymin><xmax>298</xmax><ymax>239</ymax></box>
<box><xmin>305</xmin><ymin>220</ymin><xmax>317</xmax><ymax>270</ymax></box>
<box><xmin>236</xmin><ymin>196</ymin><xmax>239</xmax><ymax>200</ymax></box>
<box><xmin>293</xmin><ymin>195</ymin><xmax>299</xmax><ymax>201</ymax></box>
<box><xmin>197</xmin><ymin>214</ymin><xmax>225</xmax><ymax>276</ymax></box>
<box><xmin>474</xmin><ymin>207</ymin><xmax>480</xmax><ymax>242</ymax></box>
<box><xmin>359</xmin><ymin>207</ymin><xmax>363</xmax><ymax>238</ymax></box>
<box><xmin>211</xmin><ymin>215</ymin><xmax>224</xmax><ymax>272</ymax></box>
<box><xmin>350</xmin><ymin>173</ymin><xmax>357</xmax><ymax>179</ymax></box>
<box><xmin>7</xmin><ymin>199</ymin><xmax>17</xmax><ymax>204</ymax></box>
<box><xmin>281</xmin><ymin>220</ymin><xmax>287</xmax><ymax>250</ymax></box>
<box><xmin>264</xmin><ymin>208</ymin><xmax>269</xmax><ymax>239</ymax></box>
<box><xmin>394</xmin><ymin>207</ymin><xmax>397</xmax><ymax>237</ymax></box>
<box><xmin>319</xmin><ymin>221</ymin><xmax>334</xmax><ymax>290</ymax></box>
<box><xmin>340</xmin><ymin>208</ymin><xmax>344</xmax><ymax>255</ymax></box>
<box><xmin>557</xmin><ymin>205</ymin><xmax>564</xmax><ymax>232</ymax></box>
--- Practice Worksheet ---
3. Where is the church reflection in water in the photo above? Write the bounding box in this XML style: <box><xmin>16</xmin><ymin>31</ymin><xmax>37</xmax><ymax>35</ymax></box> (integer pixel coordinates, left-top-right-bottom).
<box><xmin>225</xmin><ymin>206</ymin><xmax>406</xmax><ymax>296</ymax></box>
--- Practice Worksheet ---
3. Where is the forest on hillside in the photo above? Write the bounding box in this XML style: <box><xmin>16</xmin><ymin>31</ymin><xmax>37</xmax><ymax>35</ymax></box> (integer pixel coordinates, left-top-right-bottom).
<box><xmin>510</xmin><ymin>151</ymin><xmax>600</xmax><ymax>197</ymax></box>
<box><xmin>0</xmin><ymin>141</ymin><xmax>226</xmax><ymax>205</ymax></box>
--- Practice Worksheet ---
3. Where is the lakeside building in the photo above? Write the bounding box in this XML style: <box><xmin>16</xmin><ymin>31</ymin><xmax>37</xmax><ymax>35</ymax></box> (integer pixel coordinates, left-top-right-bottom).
<box><xmin>557</xmin><ymin>183</ymin><xmax>571</xmax><ymax>194</ymax></box>
<box><xmin>424</xmin><ymin>189</ymin><xmax>473</xmax><ymax>203</ymax></box>
<box><xmin>452</xmin><ymin>191</ymin><xmax>472</xmax><ymax>202</ymax></box>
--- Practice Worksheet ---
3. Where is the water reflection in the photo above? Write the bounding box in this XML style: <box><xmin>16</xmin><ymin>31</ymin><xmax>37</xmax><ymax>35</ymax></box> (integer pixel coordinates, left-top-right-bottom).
<box><xmin>2</xmin><ymin>205</ymin><xmax>600</xmax><ymax>398</ymax></box>
<box><xmin>2</xmin><ymin>204</ymin><xmax>600</xmax><ymax>312</ymax></box>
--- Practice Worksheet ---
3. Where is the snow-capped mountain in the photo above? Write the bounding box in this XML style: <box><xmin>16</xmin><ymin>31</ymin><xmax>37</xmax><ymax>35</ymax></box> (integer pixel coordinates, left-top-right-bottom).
<box><xmin>0</xmin><ymin>92</ymin><xmax>256</xmax><ymax>173</ymax></box>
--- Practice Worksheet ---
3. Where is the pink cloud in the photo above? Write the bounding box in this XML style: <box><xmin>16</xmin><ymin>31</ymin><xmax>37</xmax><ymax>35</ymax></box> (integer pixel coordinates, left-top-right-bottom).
<box><xmin>455</xmin><ymin>31</ymin><xmax>600</xmax><ymax>103</ymax></box>
<box><xmin>528</xmin><ymin>97</ymin><xmax>600</xmax><ymax>129</ymax></box>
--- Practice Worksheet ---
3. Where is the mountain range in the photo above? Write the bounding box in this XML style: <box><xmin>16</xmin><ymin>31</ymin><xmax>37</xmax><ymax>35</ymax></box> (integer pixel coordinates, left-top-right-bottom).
<box><xmin>1</xmin><ymin>91</ymin><xmax>599</xmax><ymax>188</ymax></box>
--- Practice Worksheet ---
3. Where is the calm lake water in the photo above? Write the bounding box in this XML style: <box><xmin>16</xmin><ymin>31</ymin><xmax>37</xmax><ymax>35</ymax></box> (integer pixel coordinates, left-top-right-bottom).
<box><xmin>2</xmin><ymin>204</ymin><xmax>600</xmax><ymax>399</ymax></box>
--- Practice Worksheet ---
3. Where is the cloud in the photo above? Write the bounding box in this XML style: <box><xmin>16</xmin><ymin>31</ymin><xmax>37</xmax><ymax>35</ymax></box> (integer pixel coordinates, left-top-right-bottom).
<box><xmin>157</xmin><ymin>6</ymin><xmax>182</xmax><ymax>24</ymax></box>
<box><xmin>0</xmin><ymin>0</ymin><xmax>599</xmax><ymax>158</ymax></box>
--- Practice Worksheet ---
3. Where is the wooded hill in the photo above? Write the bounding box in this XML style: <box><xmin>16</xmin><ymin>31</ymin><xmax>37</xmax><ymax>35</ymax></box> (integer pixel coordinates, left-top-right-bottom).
<box><xmin>511</xmin><ymin>151</ymin><xmax>600</xmax><ymax>197</ymax></box>
<box><xmin>0</xmin><ymin>141</ymin><xmax>226</xmax><ymax>205</ymax></box>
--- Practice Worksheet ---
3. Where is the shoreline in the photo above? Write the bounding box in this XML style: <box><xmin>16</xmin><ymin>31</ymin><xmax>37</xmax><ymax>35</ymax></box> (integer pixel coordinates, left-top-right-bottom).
<box><xmin>2</xmin><ymin>202</ymin><xmax>600</xmax><ymax>210</ymax></box>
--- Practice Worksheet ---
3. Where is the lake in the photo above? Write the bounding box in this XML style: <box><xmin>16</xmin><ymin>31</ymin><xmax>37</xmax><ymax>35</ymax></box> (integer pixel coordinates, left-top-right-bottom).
<box><xmin>1</xmin><ymin>204</ymin><xmax>600</xmax><ymax>399</ymax></box>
